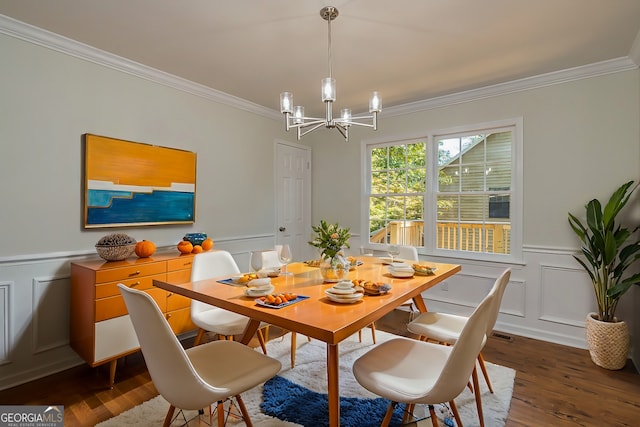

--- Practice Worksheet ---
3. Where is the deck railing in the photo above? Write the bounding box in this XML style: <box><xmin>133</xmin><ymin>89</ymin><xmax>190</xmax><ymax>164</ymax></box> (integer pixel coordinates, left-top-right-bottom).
<box><xmin>369</xmin><ymin>220</ymin><xmax>511</xmax><ymax>254</ymax></box>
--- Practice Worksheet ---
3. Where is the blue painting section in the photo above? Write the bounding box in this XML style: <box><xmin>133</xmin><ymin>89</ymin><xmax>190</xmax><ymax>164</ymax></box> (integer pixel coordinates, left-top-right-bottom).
<box><xmin>88</xmin><ymin>190</ymin><xmax>133</xmax><ymax>207</ymax></box>
<box><xmin>87</xmin><ymin>190</ymin><xmax>194</xmax><ymax>224</ymax></box>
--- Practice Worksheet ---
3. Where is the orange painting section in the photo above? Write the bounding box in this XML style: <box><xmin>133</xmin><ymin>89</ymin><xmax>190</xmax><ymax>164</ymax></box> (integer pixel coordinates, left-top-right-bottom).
<box><xmin>85</xmin><ymin>134</ymin><xmax>196</xmax><ymax>187</ymax></box>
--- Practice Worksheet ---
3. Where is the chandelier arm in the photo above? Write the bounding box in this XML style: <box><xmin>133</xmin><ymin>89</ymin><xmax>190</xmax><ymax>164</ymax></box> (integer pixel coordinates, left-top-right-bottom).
<box><xmin>338</xmin><ymin>121</ymin><xmax>375</xmax><ymax>129</ymax></box>
<box><xmin>299</xmin><ymin>122</ymin><xmax>327</xmax><ymax>139</ymax></box>
<box><xmin>335</xmin><ymin>123</ymin><xmax>349</xmax><ymax>142</ymax></box>
<box><xmin>287</xmin><ymin>118</ymin><xmax>326</xmax><ymax>129</ymax></box>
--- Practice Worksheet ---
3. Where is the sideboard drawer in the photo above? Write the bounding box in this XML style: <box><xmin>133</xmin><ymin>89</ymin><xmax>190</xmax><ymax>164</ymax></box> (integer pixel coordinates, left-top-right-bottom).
<box><xmin>95</xmin><ymin>287</ymin><xmax>167</xmax><ymax>322</ymax></box>
<box><xmin>167</xmin><ymin>256</ymin><xmax>194</xmax><ymax>272</ymax></box>
<box><xmin>95</xmin><ymin>273</ymin><xmax>166</xmax><ymax>299</ymax></box>
<box><xmin>95</xmin><ymin>262</ymin><xmax>166</xmax><ymax>284</ymax></box>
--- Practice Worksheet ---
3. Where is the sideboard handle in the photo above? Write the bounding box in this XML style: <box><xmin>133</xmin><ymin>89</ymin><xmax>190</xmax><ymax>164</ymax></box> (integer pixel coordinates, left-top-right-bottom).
<box><xmin>129</xmin><ymin>281</ymin><xmax>141</xmax><ymax>287</ymax></box>
<box><xmin>129</xmin><ymin>271</ymin><xmax>141</xmax><ymax>277</ymax></box>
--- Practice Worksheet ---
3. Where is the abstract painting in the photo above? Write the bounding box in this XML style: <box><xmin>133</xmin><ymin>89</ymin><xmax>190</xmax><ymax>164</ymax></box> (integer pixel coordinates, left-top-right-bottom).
<box><xmin>83</xmin><ymin>134</ymin><xmax>196</xmax><ymax>228</ymax></box>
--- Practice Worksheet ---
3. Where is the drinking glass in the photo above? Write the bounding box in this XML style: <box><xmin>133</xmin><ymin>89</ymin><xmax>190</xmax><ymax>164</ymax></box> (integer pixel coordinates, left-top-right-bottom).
<box><xmin>249</xmin><ymin>250</ymin><xmax>263</xmax><ymax>272</ymax></box>
<box><xmin>279</xmin><ymin>244</ymin><xmax>293</xmax><ymax>275</ymax></box>
<box><xmin>387</xmin><ymin>244</ymin><xmax>400</xmax><ymax>263</ymax></box>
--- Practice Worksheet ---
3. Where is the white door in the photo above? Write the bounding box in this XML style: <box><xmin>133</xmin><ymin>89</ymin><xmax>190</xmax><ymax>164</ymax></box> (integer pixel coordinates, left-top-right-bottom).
<box><xmin>275</xmin><ymin>140</ymin><xmax>312</xmax><ymax>262</ymax></box>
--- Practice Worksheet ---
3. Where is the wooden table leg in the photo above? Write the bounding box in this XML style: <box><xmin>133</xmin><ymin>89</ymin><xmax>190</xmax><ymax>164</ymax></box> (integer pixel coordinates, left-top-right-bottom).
<box><xmin>239</xmin><ymin>319</ymin><xmax>261</xmax><ymax>346</ymax></box>
<box><xmin>326</xmin><ymin>343</ymin><xmax>340</xmax><ymax>426</ymax></box>
<box><xmin>412</xmin><ymin>294</ymin><xmax>428</xmax><ymax>313</ymax></box>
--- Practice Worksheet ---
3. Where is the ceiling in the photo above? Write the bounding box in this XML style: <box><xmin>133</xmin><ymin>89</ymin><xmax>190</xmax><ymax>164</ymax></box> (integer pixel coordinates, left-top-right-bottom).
<box><xmin>2</xmin><ymin>0</ymin><xmax>640</xmax><ymax>117</ymax></box>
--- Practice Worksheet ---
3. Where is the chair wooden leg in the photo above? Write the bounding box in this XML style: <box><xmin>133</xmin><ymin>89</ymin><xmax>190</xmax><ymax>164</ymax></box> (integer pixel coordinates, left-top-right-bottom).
<box><xmin>478</xmin><ymin>352</ymin><xmax>493</xmax><ymax>393</ymax></box>
<box><xmin>256</xmin><ymin>329</ymin><xmax>267</xmax><ymax>355</ymax></box>
<box><xmin>381</xmin><ymin>402</ymin><xmax>396</xmax><ymax>427</ymax></box>
<box><xmin>217</xmin><ymin>401</ymin><xmax>225</xmax><ymax>427</ymax></box>
<box><xmin>402</xmin><ymin>403</ymin><xmax>415</xmax><ymax>424</ymax></box>
<box><xmin>472</xmin><ymin>366</ymin><xmax>485</xmax><ymax>427</ymax></box>
<box><xmin>450</xmin><ymin>400</ymin><xmax>463</xmax><ymax>427</ymax></box>
<box><xmin>194</xmin><ymin>328</ymin><xmax>205</xmax><ymax>346</ymax></box>
<box><xmin>428</xmin><ymin>405</ymin><xmax>439</xmax><ymax>427</ymax></box>
<box><xmin>162</xmin><ymin>405</ymin><xmax>176</xmax><ymax>427</ymax></box>
<box><xmin>358</xmin><ymin>329</ymin><xmax>363</xmax><ymax>342</ymax></box>
<box><xmin>370</xmin><ymin>322</ymin><xmax>376</xmax><ymax>344</ymax></box>
<box><xmin>235</xmin><ymin>394</ymin><xmax>253</xmax><ymax>427</ymax></box>
<box><xmin>291</xmin><ymin>332</ymin><xmax>297</xmax><ymax>368</ymax></box>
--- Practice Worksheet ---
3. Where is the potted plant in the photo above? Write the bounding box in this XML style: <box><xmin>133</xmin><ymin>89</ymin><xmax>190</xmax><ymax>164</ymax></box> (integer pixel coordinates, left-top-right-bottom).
<box><xmin>568</xmin><ymin>180</ymin><xmax>640</xmax><ymax>369</ymax></box>
<box><xmin>308</xmin><ymin>220</ymin><xmax>351</xmax><ymax>282</ymax></box>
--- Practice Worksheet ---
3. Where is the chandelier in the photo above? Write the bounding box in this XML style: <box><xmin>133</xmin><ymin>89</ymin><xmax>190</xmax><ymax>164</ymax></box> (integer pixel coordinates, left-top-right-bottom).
<box><xmin>280</xmin><ymin>6</ymin><xmax>381</xmax><ymax>142</ymax></box>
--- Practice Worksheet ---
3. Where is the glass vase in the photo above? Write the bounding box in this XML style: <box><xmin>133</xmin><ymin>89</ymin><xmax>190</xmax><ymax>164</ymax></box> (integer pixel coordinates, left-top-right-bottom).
<box><xmin>319</xmin><ymin>254</ymin><xmax>350</xmax><ymax>282</ymax></box>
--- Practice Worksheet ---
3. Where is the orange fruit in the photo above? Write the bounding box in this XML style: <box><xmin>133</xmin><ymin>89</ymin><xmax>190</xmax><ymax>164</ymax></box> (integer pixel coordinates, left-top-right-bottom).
<box><xmin>201</xmin><ymin>238</ymin><xmax>214</xmax><ymax>251</ymax></box>
<box><xmin>191</xmin><ymin>245</ymin><xmax>203</xmax><ymax>254</ymax></box>
<box><xmin>177</xmin><ymin>240</ymin><xmax>193</xmax><ymax>254</ymax></box>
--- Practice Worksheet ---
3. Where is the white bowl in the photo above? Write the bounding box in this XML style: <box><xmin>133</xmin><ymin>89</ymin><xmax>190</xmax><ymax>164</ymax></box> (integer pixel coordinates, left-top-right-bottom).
<box><xmin>387</xmin><ymin>266</ymin><xmax>414</xmax><ymax>278</ymax></box>
<box><xmin>244</xmin><ymin>285</ymin><xmax>275</xmax><ymax>297</ymax></box>
<box><xmin>326</xmin><ymin>287</ymin><xmax>356</xmax><ymax>295</ymax></box>
<box><xmin>247</xmin><ymin>278</ymin><xmax>272</xmax><ymax>288</ymax></box>
<box><xmin>334</xmin><ymin>280</ymin><xmax>354</xmax><ymax>289</ymax></box>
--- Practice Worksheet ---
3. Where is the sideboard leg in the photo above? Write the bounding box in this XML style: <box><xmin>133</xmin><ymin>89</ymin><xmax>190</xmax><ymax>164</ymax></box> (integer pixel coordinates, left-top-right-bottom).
<box><xmin>108</xmin><ymin>359</ymin><xmax>117</xmax><ymax>389</ymax></box>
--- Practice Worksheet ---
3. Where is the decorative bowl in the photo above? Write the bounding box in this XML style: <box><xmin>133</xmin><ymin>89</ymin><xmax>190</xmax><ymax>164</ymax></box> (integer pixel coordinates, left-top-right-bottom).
<box><xmin>95</xmin><ymin>244</ymin><xmax>136</xmax><ymax>261</ymax></box>
<box><xmin>183</xmin><ymin>232</ymin><xmax>207</xmax><ymax>246</ymax></box>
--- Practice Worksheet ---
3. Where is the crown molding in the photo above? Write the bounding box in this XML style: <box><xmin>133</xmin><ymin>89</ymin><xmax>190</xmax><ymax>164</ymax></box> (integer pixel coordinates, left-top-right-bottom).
<box><xmin>0</xmin><ymin>14</ymin><xmax>281</xmax><ymax>121</ymax></box>
<box><xmin>383</xmin><ymin>57</ymin><xmax>639</xmax><ymax>118</ymax></box>
<box><xmin>2</xmin><ymin>14</ymin><xmax>637</xmax><ymax>122</ymax></box>
<box><xmin>629</xmin><ymin>30</ymin><xmax>640</xmax><ymax>68</ymax></box>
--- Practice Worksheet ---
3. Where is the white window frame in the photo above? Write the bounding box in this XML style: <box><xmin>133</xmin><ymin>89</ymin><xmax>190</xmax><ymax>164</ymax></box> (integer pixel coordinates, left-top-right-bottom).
<box><xmin>361</xmin><ymin>117</ymin><xmax>523</xmax><ymax>264</ymax></box>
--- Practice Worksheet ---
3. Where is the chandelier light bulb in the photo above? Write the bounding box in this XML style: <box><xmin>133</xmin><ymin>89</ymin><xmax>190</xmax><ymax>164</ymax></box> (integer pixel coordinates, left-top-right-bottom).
<box><xmin>341</xmin><ymin>108</ymin><xmax>352</xmax><ymax>122</ymax></box>
<box><xmin>280</xmin><ymin>92</ymin><xmax>293</xmax><ymax>114</ymax></box>
<box><xmin>322</xmin><ymin>77</ymin><xmax>336</xmax><ymax>102</ymax></box>
<box><xmin>293</xmin><ymin>106</ymin><xmax>305</xmax><ymax>124</ymax></box>
<box><xmin>369</xmin><ymin>91</ymin><xmax>382</xmax><ymax>113</ymax></box>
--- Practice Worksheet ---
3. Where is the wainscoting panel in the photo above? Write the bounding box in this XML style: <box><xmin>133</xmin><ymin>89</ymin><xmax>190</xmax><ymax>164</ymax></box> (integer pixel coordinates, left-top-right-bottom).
<box><xmin>539</xmin><ymin>263</ymin><xmax>596</xmax><ymax>327</ymax></box>
<box><xmin>0</xmin><ymin>282</ymin><xmax>9</xmax><ymax>365</ymax></box>
<box><xmin>32</xmin><ymin>276</ymin><xmax>71</xmax><ymax>354</ymax></box>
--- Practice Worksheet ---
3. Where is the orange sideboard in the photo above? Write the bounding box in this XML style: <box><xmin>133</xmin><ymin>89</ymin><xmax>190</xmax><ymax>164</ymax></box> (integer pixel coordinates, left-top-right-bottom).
<box><xmin>70</xmin><ymin>252</ymin><xmax>196</xmax><ymax>387</ymax></box>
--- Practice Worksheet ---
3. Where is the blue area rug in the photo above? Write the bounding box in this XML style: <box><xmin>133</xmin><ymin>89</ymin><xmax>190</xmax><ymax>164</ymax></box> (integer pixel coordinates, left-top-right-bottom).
<box><xmin>261</xmin><ymin>375</ymin><xmax>406</xmax><ymax>427</ymax></box>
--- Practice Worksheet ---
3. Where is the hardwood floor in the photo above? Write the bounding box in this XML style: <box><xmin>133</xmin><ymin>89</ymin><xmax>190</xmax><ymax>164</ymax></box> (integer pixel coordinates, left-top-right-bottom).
<box><xmin>0</xmin><ymin>309</ymin><xmax>638</xmax><ymax>426</ymax></box>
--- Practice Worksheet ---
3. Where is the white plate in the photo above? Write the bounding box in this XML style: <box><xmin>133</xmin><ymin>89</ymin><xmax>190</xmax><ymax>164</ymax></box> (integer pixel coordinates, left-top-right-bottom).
<box><xmin>326</xmin><ymin>287</ymin><xmax>356</xmax><ymax>295</ymax></box>
<box><xmin>324</xmin><ymin>291</ymin><xmax>363</xmax><ymax>304</ymax></box>
<box><xmin>387</xmin><ymin>267</ymin><xmax>414</xmax><ymax>278</ymax></box>
<box><xmin>244</xmin><ymin>284</ymin><xmax>275</xmax><ymax>297</ymax></box>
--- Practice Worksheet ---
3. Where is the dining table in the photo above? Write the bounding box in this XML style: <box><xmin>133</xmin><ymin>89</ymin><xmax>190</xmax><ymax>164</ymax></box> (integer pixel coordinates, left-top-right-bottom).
<box><xmin>153</xmin><ymin>255</ymin><xmax>461</xmax><ymax>427</ymax></box>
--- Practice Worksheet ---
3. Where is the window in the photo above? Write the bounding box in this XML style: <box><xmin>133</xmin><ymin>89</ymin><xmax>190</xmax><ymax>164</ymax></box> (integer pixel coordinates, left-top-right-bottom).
<box><xmin>363</xmin><ymin>119</ymin><xmax>521</xmax><ymax>262</ymax></box>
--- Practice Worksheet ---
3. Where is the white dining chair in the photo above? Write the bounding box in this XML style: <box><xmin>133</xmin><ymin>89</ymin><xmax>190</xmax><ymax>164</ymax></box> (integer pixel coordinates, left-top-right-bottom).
<box><xmin>352</xmin><ymin>287</ymin><xmax>497</xmax><ymax>427</ymax></box>
<box><xmin>190</xmin><ymin>251</ymin><xmax>268</xmax><ymax>353</ymax></box>
<box><xmin>118</xmin><ymin>284</ymin><xmax>282</xmax><ymax>427</ymax></box>
<box><xmin>394</xmin><ymin>245</ymin><xmax>420</xmax><ymax>314</ymax></box>
<box><xmin>406</xmin><ymin>268</ymin><xmax>511</xmax><ymax>427</ymax></box>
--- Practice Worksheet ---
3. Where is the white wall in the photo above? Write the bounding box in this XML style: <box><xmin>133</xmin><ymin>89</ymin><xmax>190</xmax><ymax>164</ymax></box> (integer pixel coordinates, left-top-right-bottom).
<box><xmin>1</xmin><ymin>24</ymin><xmax>639</xmax><ymax>390</ymax></box>
<box><xmin>0</xmin><ymin>31</ymin><xmax>297</xmax><ymax>389</ymax></box>
<box><xmin>308</xmin><ymin>69</ymin><xmax>640</xmax><ymax>367</ymax></box>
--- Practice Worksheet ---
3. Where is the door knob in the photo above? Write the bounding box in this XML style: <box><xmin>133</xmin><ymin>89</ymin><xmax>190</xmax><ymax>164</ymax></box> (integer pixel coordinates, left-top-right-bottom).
<box><xmin>279</xmin><ymin>227</ymin><xmax>286</xmax><ymax>232</ymax></box>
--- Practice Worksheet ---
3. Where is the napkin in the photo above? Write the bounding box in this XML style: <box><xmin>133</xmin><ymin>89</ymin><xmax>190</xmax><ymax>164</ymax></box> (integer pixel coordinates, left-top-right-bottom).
<box><xmin>247</xmin><ymin>278</ymin><xmax>272</xmax><ymax>288</ymax></box>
